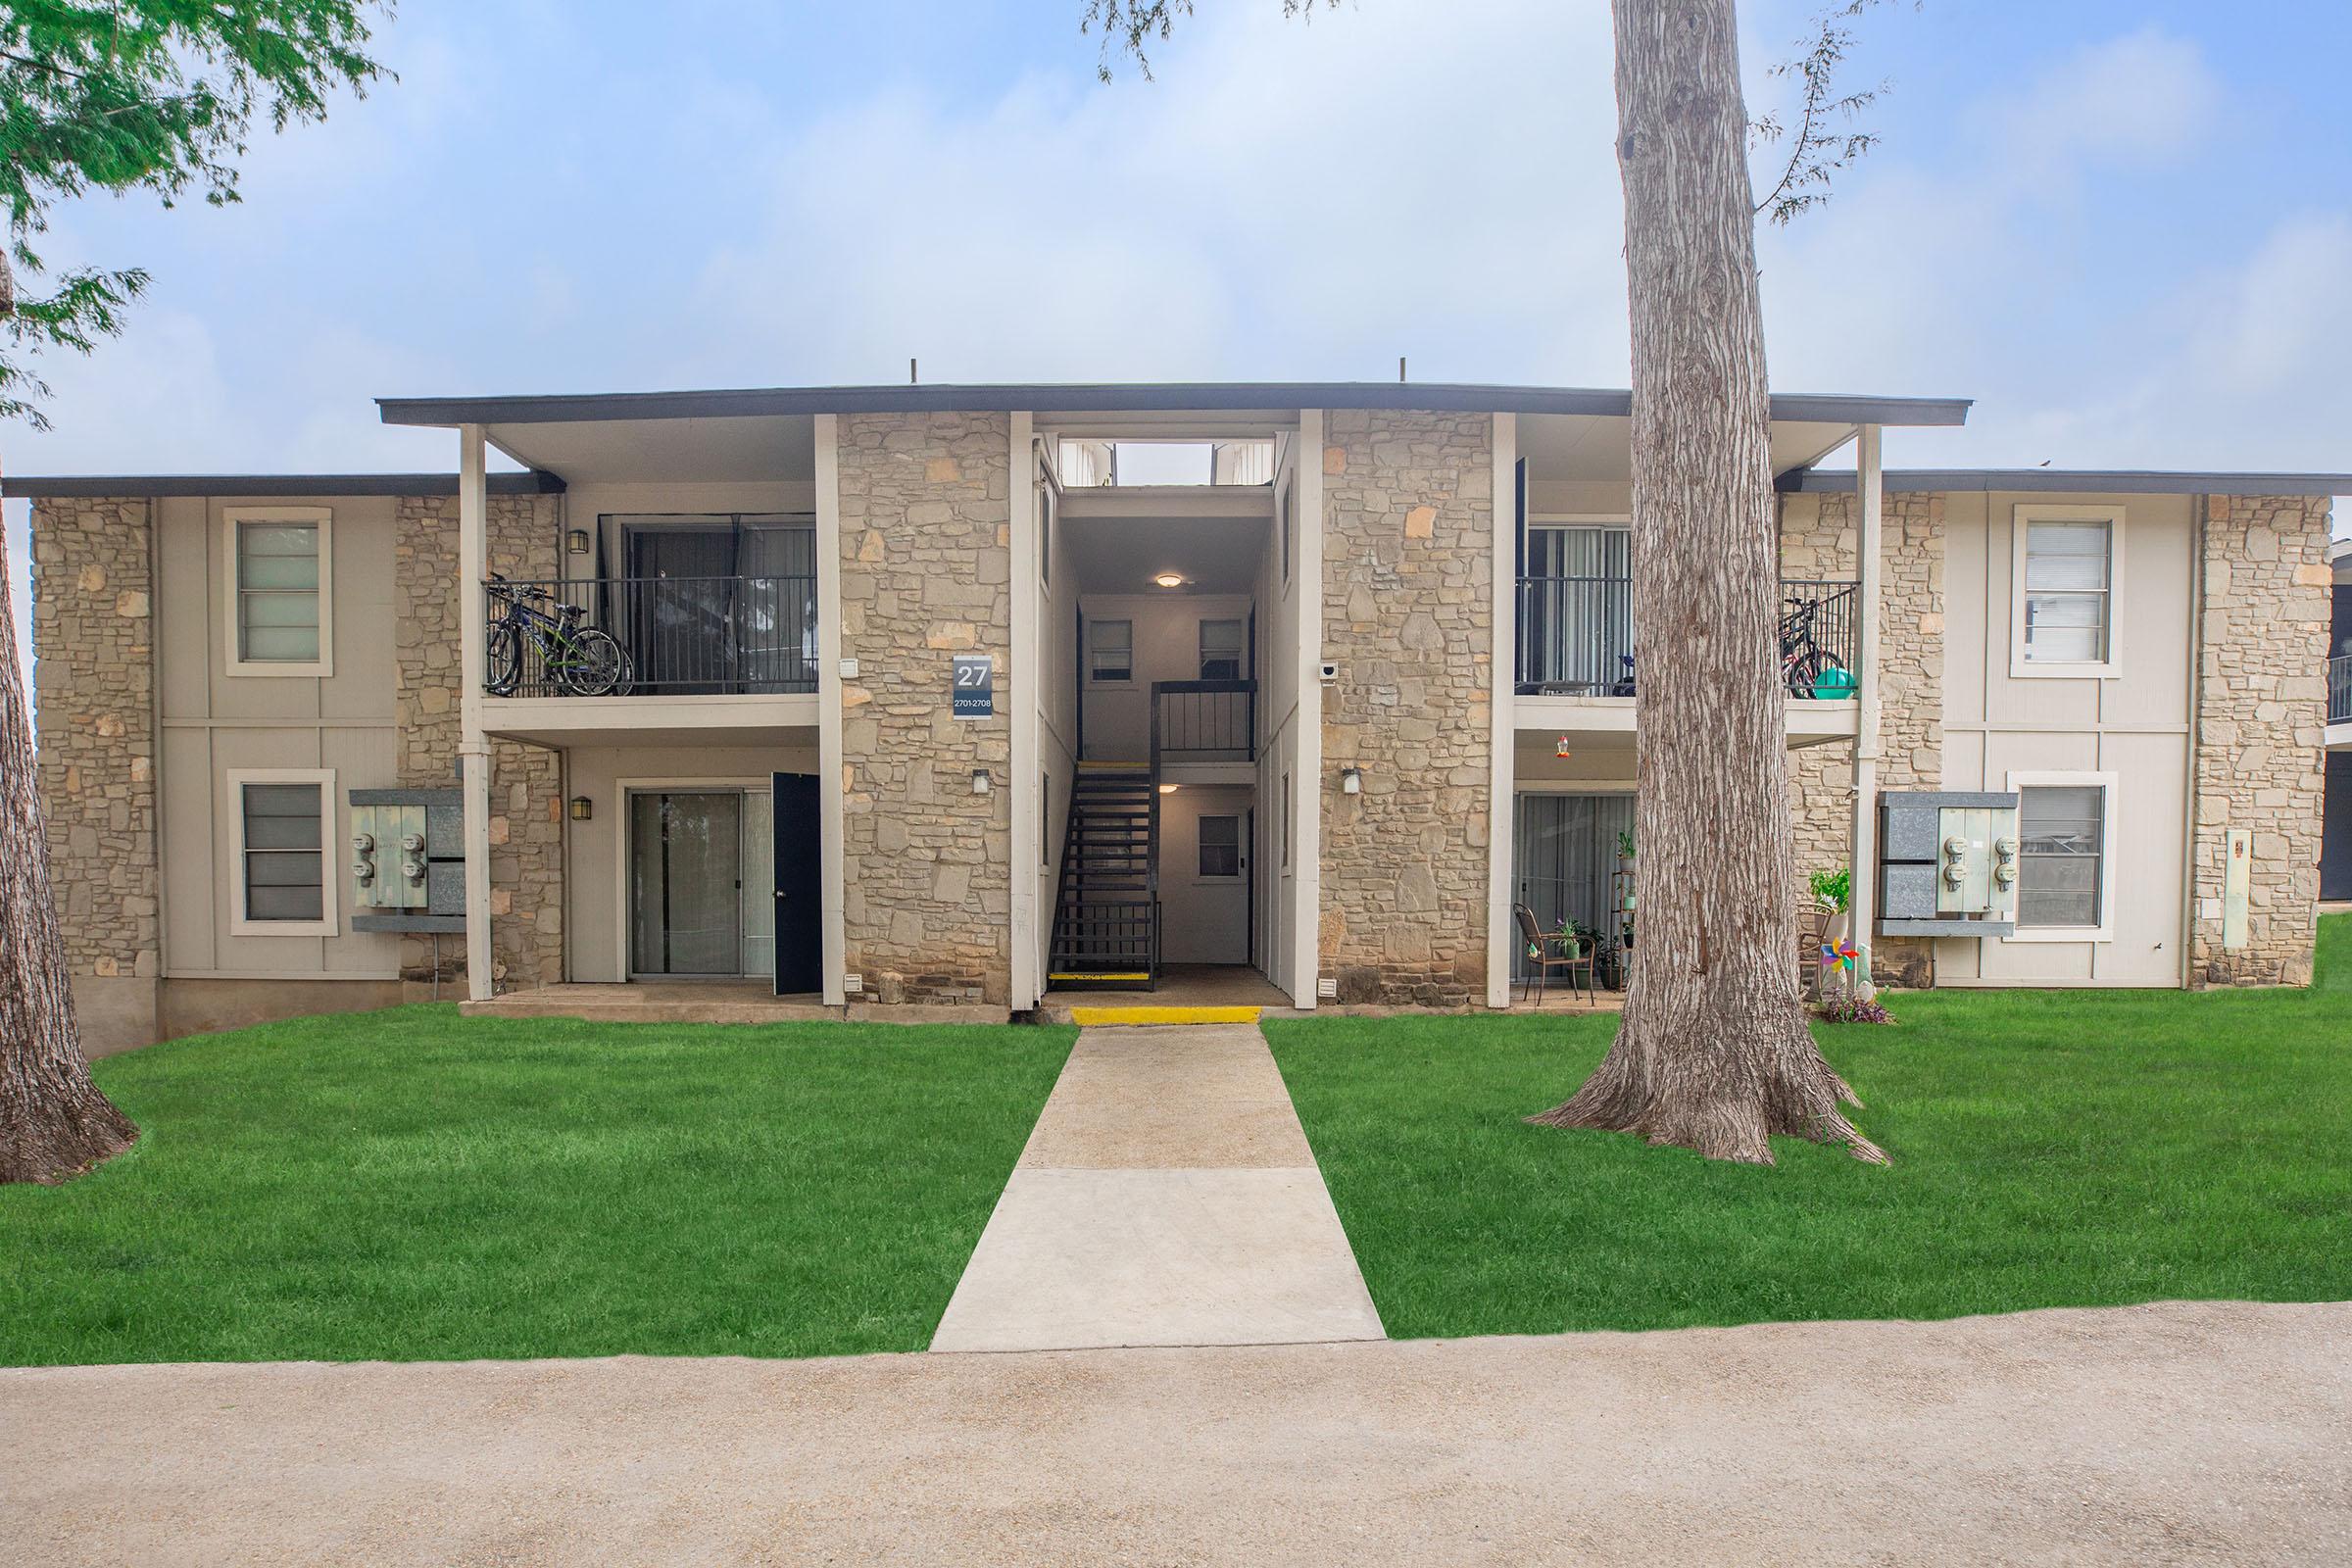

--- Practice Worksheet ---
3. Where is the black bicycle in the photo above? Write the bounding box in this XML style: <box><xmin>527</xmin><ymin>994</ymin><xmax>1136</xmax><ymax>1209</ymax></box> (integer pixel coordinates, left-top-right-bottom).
<box><xmin>1779</xmin><ymin>596</ymin><xmax>1853</xmax><ymax>699</ymax></box>
<box><xmin>484</xmin><ymin>574</ymin><xmax>632</xmax><ymax>696</ymax></box>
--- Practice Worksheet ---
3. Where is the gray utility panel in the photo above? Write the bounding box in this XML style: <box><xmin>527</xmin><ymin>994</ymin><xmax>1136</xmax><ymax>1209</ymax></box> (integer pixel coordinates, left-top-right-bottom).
<box><xmin>1880</xmin><ymin>790</ymin><xmax>2021</xmax><ymax>939</ymax></box>
<box><xmin>349</xmin><ymin>787</ymin><xmax>467</xmax><ymax>934</ymax></box>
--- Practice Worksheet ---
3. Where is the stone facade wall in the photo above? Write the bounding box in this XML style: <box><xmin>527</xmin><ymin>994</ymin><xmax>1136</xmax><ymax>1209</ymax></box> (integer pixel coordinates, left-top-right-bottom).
<box><xmin>1779</xmin><ymin>491</ymin><xmax>1859</xmax><ymax>906</ymax></box>
<box><xmin>393</xmin><ymin>494</ymin><xmax>565</xmax><ymax>991</ymax></box>
<box><xmin>836</xmin><ymin>412</ymin><xmax>1012</xmax><ymax>1004</ymax></box>
<box><xmin>2189</xmin><ymin>494</ymin><xmax>2332</xmax><ymax>986</ymax></box>
<box><xmin>29</xmin><ymin>498</ymin><xmax>160</xmax><ymax>991</ymax></box>
<box><xmin>1320</xmin><ymin>410</ymin><xmax>1494</xmax><ymax>1005</ymax></box>
<box><xmin>1776</xmin><ymin>489</ymin><xmax>1945</xmax><ymax>987</ymax></box>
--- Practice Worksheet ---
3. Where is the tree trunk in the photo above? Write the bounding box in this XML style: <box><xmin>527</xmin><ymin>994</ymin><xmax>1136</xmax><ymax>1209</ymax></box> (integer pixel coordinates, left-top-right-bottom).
<box><xmin>0</xmin><ymin>503</ymin><xmax>138</xmax><ymax>1184</ymax></box>
<box><xmin>1532</xmin><ymin>0</ymin><xmax>1883</xmax><ymax>1165</ymax></box>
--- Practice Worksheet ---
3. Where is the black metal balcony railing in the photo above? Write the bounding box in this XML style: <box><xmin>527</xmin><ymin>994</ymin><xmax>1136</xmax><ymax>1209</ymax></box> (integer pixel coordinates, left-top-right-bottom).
<box><xmin>1514</xmin><ymin>575</ymin><xmax>1861</xmax><ymax>697</ymax></box>
<box><xmin>2330</xmin><ymin>654</ymin><xmax>2352</xmax><ymax>725</ymax></box>
<box><xmin>483</xmin><ymin>575</ymin><xmax>818</xmax><ymax>698</ymax></box>
<box><xmin>1152</xmin><ymin>680</ymin><xmax>1256</xmax><ymax>760</ymax></box>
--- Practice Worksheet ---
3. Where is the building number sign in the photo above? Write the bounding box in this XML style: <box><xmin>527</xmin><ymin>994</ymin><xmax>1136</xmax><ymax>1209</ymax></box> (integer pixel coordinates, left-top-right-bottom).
<box><xmin>952</xmin><ymin>654</ymin><xmax>994</xmax><ymax>719</ymax></box>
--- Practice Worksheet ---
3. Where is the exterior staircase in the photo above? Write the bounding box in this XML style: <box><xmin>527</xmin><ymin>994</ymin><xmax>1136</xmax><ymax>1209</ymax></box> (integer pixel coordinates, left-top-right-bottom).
<box><xmin>1047</xmin><ymin>763</ymin><xmax>1159</xmax><ymax>991</ymax></box>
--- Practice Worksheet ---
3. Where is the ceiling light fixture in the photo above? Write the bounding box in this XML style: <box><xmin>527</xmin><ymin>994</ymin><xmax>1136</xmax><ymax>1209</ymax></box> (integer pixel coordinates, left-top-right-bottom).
<box><xmin>1153</xmin><ymin>571</ymin><xmax>1186</xmax><ymax>589</ymax></box>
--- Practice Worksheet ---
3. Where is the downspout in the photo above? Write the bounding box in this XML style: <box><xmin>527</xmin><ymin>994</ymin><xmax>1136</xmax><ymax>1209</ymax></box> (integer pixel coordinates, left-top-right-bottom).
<box><xmin>1849</xmin><ymin>425</ymin><xmax>1884</xmax><ymax>993</ymax></box>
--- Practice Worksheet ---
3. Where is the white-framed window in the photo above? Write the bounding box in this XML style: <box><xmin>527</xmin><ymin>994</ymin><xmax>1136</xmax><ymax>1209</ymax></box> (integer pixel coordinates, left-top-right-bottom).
<box><xmin>1200</xmin><ymin>618</ymin><xmax>1246</xmax><ymax>681</ymax></box>
<box><xmin>224</xmin><ymin>507</ymin><xmax>333</xmax><ymax>677</ymax></box>
<box><xmin>227</xmin><ymin>767</ymin><xmax>338</xmax><ymax>937</ymax></box>
<box><xmin>1089</xmin><ymin>618</ymin><xmax>1133</xmax><ymax>683</ymax></box>
<box><xmin>1198</xmin><ymin>814</ymin><xmax>1242</xmax><ymax>879</ymax></box>
<box><xmin>2003</xmin><ymin>769</ymin><xmax>2117</xmax><ymax>943</ymax></box>
<box><xmin>2011</xmin><ymin>505</ymin><xmax>2120</xmax><ymax>678</ymax></box>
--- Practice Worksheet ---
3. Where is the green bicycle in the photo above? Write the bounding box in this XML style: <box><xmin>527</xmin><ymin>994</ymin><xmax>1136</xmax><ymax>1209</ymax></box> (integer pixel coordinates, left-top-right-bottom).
<box><xmin>484</xmin><ymin>574</ymin><xmax>633</xmax><ymax>697</ymax></box>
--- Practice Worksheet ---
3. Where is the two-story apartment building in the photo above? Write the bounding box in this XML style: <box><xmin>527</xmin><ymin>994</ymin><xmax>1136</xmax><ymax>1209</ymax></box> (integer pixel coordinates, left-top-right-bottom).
<box><xmin>16</xmin><ymin>381</ymin><xmax>2342</xmax><ymax>1052</ymax></box>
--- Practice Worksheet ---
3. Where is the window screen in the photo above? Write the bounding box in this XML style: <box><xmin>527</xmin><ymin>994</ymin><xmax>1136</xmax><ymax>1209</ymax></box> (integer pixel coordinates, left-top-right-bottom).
<box><xmin>2023</xmin><ymin>520</ymin><xmax>2112</xmax><ymax>664</ymax></box>
<box><xmin>1200</xmin><ymin>619</ymin><xmax>1245</xmax><ymax>681</ymax></box>
<box><xmin>236</xmin><ymin>520</ymin><xmax>321</xmax><ymax>662</ymax></box>
<box><xmin>2019</xmin><ymin>785</ymin><xmax>2105</xmax><ymax>928</ymax></box>
<box><xmin>1199</xmin><ymin>814</ymin><xmax>1241</xmax><ymax>878</ymax></box>
<box><xmin>241</xmin><ymin>782</ymin><xmax>325</xmax><ymax>922</ymax></box>
<box><xmin>1090</xmin><ymin>619</ymin><xmax>1133</xmax><ymax>682</ymax></box>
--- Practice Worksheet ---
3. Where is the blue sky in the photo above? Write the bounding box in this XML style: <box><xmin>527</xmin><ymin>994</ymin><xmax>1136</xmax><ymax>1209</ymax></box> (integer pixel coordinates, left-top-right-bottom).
<box><xmin>7</xmin><ymin>0</ymin><xmax>2350</xmax><ymax>665</ymax></box>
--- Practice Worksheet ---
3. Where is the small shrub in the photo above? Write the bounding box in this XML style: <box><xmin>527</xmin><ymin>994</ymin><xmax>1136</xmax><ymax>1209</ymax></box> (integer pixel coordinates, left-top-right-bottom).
<box><xmin>1816</xmin><ymin>993</ymin><xmax>1895</xmax><ymax>1025</ymax></box>
<box><xmin>1808</xmin><ymin>866</ymin><xmax>1851</xmax><ymax>912</ymax></box>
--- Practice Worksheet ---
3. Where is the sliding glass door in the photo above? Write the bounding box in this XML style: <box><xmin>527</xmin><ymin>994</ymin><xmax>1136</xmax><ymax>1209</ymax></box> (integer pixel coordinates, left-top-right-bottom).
<box><xmin>1512</xmin><ymin>793</ymin><xmax>1635</xmax><ymax>979</ymax></box>
<box><xmin>628</xmin><ymin>789</ymin><xmax>775</xmax><ymax>979</ymax></box>
<box><xmin>617</xmin><ymin>514</ymin><xmax>818</xmax><ymax>694</ymax></box>
<box><xmin>1519</xmin><ymin>524</ymin><xmax>1633</xmax><ymax>693</ymax></box>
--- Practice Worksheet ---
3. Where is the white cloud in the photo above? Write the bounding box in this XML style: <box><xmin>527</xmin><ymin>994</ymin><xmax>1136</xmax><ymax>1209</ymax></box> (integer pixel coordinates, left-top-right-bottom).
<box><xmin>683</xmin><ymin>0</ymin><xmax>1630</xmax><ymax>387</ymax></box>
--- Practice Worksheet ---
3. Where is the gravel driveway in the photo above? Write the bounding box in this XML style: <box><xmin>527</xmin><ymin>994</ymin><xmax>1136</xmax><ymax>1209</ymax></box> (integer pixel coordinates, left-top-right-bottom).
<box><xmin>5</xmin><ymin>1299</ymin><xmax>2346</xmax><ymax>1565</ymax></box>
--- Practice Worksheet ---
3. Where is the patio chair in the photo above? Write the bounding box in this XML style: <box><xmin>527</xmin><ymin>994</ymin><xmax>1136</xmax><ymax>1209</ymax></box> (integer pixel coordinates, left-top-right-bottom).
<box><xmin>1796</xmin><ymin>905</ymin><xmax>1834</xmax><ymax>996</ymax></box>
<box><xmin>1514</xmin><ymin>904</ymin><xmax>1597</xmax><ymax>1007</ymax></box>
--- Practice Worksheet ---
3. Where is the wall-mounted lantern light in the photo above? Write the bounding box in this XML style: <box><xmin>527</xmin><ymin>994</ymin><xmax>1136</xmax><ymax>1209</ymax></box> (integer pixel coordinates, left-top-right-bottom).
<box><xmin>568</xmin><ymin>796</ymin><xmax>593</xmax><ymax>821</ymax></box>
<box><xmin>1341</xmin><ymin>765</ymin><xmax>1362</xmax><ymax>796</ymax></box>
<box><xmin>566</xmin><ymin>528</ymin><xmax>592</xmax><ymax>555</ymax></box>
<box><xmin>971</xmin><ymin>768</ymin><xmax>992</xmax><ymax>796</ymax></box>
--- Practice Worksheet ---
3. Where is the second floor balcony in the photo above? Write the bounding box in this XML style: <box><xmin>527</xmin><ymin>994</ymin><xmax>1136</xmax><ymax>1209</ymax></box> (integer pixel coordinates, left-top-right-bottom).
<box><xmin>483</xmin><ymin>573</ymin><xmax>817</xmax><ymax>699</ymax></box>
<box><xmin>2330</xmin><ymin>653</ymin><xmax>2351</xmax><ymax>726</ymax></box>
<box><xmin>1515</xmin><ymin>575</ymin><xmax>1861</xmax><ymax>700</ymax></box>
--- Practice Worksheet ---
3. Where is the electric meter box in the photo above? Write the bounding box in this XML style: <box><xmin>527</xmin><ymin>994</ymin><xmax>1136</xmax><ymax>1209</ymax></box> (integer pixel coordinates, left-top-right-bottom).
<box><xmin>1880</xmin><ymin>791</ymin><xmax>2021</xmax><ymax>938</ymax></box>
<box><xmin>349</xmin><ymin>788</ymin><xmax>467</xmax><ymax>933</ymax></box>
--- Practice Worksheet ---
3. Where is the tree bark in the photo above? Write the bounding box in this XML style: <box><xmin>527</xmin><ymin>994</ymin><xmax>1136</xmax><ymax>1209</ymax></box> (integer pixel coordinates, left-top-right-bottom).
<box><xmin>0</xmin><ymin>501</ymin><xmax>138</xmax><ymax>1184</ymax></box>
<box><xmin>1532</xmin><ymin>0</ymin><xmax>1883</xmax><ymax>1164</ymax></box>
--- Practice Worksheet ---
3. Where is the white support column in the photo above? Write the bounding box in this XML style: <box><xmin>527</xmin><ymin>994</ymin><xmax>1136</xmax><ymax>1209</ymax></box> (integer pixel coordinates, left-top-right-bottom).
<box><xmin>1486</xmin><ymin>412</ymin><xmax>1518</xmax><ymax>1009</ymax></box>
<box><xmin>1293</xmin><ymin>409</ymin><xmax>1326</xmax><ymax>1008</ymax></box>
<box><xmin>813</xmin><ymin>414</ymin><xmax>848</xmax><ymax>1007</ymax></box>
<box><xmin>1007</xmin><ymin>411</ymin><xmax>1041</xmax><ymax>1009</ymax></box>
<box><xmin>1849</xmin><ymin>423</ymin><xmax>1885</xmax><ymax>990</ymax></box>
<box><xmin>457</xmin><ymin>423</ymin><xmax>495</xmax><ymax>1003</ymax></box>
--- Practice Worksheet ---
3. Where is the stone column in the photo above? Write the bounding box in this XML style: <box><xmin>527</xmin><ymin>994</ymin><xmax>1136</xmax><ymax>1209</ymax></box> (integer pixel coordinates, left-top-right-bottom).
<box><xmin>2190</xmin><ymin>494</ymin><xmax>2332</xmax><ymax>986</ymax></box>
<box><xmin>29</xmin><ymin>498</ymin><xmax>161</xmax><ymax>1048</ymax></box>
<box><xmin>392</xmin><ymin>492</ymin><xmax>565</xmax><ymax>993</ymax></box>
<box><xmin>1319</xmin><ymin>409</ymin><xmax>1494</xmax><ymax>1006</ymax></box>
<box><xmin>835</xmin><ymin>412</ymin><xmax>1013</xmax><ymax>1006</ymax></box>
<box><xmin>1778</xmin><ymin>487</ymin><xmax>1944</xmax><ymax>987</ymax></box>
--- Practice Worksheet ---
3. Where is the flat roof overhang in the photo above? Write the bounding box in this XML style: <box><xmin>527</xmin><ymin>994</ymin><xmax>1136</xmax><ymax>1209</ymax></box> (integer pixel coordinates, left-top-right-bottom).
<box><xmin>1783</xmin><ymin>468</ymin><xmax>2352</xmax><ymax>498</ymax></box>
<box><xmin>376</xmin><ymin>380</ymin><xmax>1974</xmax><ymax>430</ymax></box>
<box><xmin>3</xmin><ymin>471</ymin><xmax>564</xmax><ymax>500</ymax></box>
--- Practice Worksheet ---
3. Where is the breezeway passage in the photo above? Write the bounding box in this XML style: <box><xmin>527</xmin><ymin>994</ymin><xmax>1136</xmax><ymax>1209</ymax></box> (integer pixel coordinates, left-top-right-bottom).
<box><xmin>930</xmin><ymin>1023</ymin><xmax>1384</xmax><ymax>1353</ymax></box>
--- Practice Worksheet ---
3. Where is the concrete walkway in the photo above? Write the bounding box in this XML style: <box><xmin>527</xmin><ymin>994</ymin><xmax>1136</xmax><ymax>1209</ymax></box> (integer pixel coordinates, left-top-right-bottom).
<box><xmin>6</xmin><ymin>1301</ymin><xmax>2346</xmax><ymax>1565</ymax></box>
<box><xmin>929</xmin><ymin>1022</ymin><xmax>1385</xmax><ymax>1352</ymax></box>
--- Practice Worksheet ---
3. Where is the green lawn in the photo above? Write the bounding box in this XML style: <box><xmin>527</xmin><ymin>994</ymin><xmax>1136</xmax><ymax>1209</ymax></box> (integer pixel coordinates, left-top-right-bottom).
<box><xmin>0</xmin><ymin>1008</ymin><xmax>1072</xmax><ymax>1366</ymax></box>
<box><xmin>1267</xmin><ymin>914</ymin><xmax>2352</xmax><ymax>1339</ymax></box>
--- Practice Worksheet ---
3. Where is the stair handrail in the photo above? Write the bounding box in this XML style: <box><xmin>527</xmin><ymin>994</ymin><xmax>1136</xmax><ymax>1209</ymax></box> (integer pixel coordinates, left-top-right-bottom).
<box><xmin>1147</xmin><ymin>685</ymin><xmax>1164</xmax><ymax>987</ymax></box>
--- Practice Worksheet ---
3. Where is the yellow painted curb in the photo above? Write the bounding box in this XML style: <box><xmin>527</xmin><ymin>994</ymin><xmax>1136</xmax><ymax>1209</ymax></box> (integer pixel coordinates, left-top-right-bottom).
<box><xmin>1067</xmin><ymin>1004</ymin><xmax>1265</xmax><ymax>1027</ymax></box>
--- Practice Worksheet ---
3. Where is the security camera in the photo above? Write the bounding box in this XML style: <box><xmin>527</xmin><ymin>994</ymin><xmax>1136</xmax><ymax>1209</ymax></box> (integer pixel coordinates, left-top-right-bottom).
<box><xmin>1318</xmin><ymin>662</ymin><xmax>1340</xmax><ymax>683</ymax></box>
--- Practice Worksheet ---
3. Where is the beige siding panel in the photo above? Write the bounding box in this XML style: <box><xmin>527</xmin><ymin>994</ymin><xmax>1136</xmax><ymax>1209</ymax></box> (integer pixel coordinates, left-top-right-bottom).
<box><xmin>156</xmin><ymin>496</ymin><xmax>212</xmax><ymax>720</ymax></box>
<box><xmin>209</xmin><ymin>724</ymin><xmax>326</xmax><ymax>973</ymax></box>
<box><xmin>161</xmin><ymin>725</ymin><xmax>217</xmax><ymax>970</ymax></box>
<box><xmin>206</xmin><ymin>497</ymin><xmax>322</xmax><ymax>723</ymax></box>
<box><xmin>2098</xmin><ymin>493</ymin><xmax>2193</xmax><ymax>728</ymax></box>
<box><xmin>319</xmin><ymin>495</ymin><xmax>399</xmax><ymax>721</ymax></box>
<box><xmin>1940</xmin><ymin>492</ymin><xmax>1991</xmax><ymax>729</ymax></box>
<box><xmin>319</xmin><ymin>724</ymin><xmax>403</xmax><ymax>974</ymax></box>
<box><xmin>2093</xmin><ymin>728</ymin><xmax>2188</xmax><ymax>984</ymax></box>
<box><xmin>563</xmin><ymin>741</ymin><xmax>820</xmax><ymax>983</ymax></box>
